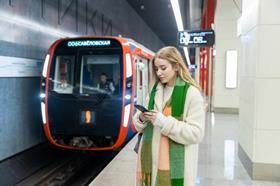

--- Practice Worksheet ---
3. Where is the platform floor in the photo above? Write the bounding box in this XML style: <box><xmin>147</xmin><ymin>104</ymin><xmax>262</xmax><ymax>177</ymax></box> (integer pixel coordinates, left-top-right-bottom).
<box><xmin>89</xmin><ymin>113</ymin><xmax>280</xmax><ymax>186</ymax></box>
<box><xmin>89</xmin><ymin>134</ymin><xmax>137</xmax><ymax>186</ymax></box>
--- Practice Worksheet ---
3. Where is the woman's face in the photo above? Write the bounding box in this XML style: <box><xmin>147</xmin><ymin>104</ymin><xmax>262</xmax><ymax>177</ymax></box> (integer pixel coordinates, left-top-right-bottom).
<box><xmin>154</xmin><ymin>58</ymin><xmax>177</xmax><ymax>86</ymax></box>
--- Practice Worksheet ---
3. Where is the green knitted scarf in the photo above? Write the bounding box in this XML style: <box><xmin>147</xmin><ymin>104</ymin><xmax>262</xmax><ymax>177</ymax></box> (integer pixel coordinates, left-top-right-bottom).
<box><xmin>140</xmin><ymin>77</ymin><xmax>190</xmax><ymax>186</ymax></box>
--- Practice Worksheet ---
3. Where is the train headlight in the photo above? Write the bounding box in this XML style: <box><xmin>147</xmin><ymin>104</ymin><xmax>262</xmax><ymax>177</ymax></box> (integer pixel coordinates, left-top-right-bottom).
<box><xmin>41</xmin><ymin>102</ymin><xmax>46</xmax><ymax>124</ymax></box>
<box><xmin>125</xmin><ymin>94</ymin><xmax>131</xmax><ymax>100</ymax></box>
<box><xmin>42</xmin><ymin>54</ymin><xmax>50</xmax><ymax>78</ymax></box>
<box><xmin>125</xmin><ymin>53</ymin><xmax>132</xmax><ymax>78</ymax></box>
<box><xmin>126</xmin><ymin>82</ymin><xmax>132</xmax><ymax>88</ymax></box>
<box><xmin>40</xmin><ymin>93</ymin><xmax>46</xmax><ymax>99</ymax></box>
<box><xmin>123</xmin><ymin>104</ymin><xmax>131</xmax><ymax>127</ymax></box>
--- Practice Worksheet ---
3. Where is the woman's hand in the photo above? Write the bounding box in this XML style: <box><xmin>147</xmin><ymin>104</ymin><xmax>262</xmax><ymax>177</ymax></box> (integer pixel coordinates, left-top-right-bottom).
<box><xmin>139</xmin><ymin>110</ymin><xmax>158</xmax><ymax>123</ymax></box>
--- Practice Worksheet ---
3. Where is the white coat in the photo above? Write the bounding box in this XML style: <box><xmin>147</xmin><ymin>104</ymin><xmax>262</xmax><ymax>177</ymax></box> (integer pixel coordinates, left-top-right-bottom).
<box><xmin>133</xmin><ymin>82</ymin><xmax>205</xmax><ymax>186</ymax></box>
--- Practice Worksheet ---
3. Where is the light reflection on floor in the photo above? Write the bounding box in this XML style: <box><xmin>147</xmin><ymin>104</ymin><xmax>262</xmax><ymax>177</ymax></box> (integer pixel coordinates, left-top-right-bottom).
<box><xmin>197</xmin><ymin>113</ymin><xmax>280</xmax><ymax>186</ymax></box>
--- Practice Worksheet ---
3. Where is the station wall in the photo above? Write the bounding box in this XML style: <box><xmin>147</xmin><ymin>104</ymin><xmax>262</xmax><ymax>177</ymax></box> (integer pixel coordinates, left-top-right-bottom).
<box><xmin>238</xmin><ymin>0</ymin><xmax>280</xmax><ymax>180</ymax></box>
<box><xmin>213</xmin><ymin>0</ymin><xmax>241</xmax><ymax>112</ymax></box>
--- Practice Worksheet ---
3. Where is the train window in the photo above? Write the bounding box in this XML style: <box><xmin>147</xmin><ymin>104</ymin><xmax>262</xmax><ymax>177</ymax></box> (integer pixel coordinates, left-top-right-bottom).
<box><xmin>53</xmin><ymin>56</ymin><xmax>75</xmax><ymax>94</ymax></box>
<box><xmin>79</xmin><ymin>54</ymin><xmax>120</xmax><ymax>95</ymax></box>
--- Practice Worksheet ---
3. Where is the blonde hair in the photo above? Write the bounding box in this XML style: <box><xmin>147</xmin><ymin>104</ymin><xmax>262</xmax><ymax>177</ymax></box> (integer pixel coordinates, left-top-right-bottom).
<box><xmin>149</xmin><ymin>46</ymin><xmax>200</xmax><ymax>90</ymax></box>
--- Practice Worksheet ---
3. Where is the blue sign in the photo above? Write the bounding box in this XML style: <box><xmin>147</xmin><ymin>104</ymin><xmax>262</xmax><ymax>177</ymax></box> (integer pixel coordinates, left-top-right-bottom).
<box><xmin>178</xmin><ymin>30</ymin><xmax>215</xmax><ymax>47</ymax></box>
<box><xmin>67</xmin><ymin>40</ymin><xmax>111</xmax><ymax>47</ymax></box>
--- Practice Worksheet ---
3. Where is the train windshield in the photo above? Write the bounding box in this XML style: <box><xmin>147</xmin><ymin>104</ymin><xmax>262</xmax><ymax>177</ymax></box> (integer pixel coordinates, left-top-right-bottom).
<box><xmin>52</xmin><ymin>55</ymin><xmax>75</xmax><ymax>94</ymax></box>
<box><xmin>79</xmin><ymin>54</ymin><xmax>120</xmax><ymax>95</ymax></box>
<box><xmin>51</xmin><ymin>49</ymin><xmax>122</xmax><ymax>96</ymax></box>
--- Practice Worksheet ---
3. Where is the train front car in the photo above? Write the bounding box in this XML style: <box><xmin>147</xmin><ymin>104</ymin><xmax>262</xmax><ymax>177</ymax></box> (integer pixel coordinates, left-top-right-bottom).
<box><xmin>41</xmin><ymin>37</ymin><xmax>135</xmax><ymax>150</ymax></box>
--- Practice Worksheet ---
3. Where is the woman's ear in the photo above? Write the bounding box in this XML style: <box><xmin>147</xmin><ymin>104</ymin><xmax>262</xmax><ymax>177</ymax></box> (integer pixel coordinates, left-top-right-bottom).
<box><xmin>174</xmin><ymin>63</ymin><xmax>179</xmax><ymax>71</ymax></box>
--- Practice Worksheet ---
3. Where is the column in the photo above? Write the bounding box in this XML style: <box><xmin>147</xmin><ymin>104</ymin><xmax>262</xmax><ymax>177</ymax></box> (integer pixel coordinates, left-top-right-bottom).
<box><xmin>238</xmin><ymin>0</ymin><xmax>280</xmax><ymax>181</ymax></box>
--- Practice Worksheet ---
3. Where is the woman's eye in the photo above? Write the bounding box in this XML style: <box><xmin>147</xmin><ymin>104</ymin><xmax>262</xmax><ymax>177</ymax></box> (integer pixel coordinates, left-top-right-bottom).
<box><xmin>161</xmin><ymin>67</ymin><xmax>166</xmax><ymax>71</ymax></box>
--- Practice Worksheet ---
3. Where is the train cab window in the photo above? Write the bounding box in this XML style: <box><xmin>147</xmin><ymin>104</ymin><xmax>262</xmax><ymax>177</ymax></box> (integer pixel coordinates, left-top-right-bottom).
<box><xmin>79</xmin><ymin>54</ymin><xmax>120</xmax><ymax>95</ymax></box>
<box><xmin>53</xmin><ymin>56</ymin><xmax>75</xmax><ymax>94</ymax></box>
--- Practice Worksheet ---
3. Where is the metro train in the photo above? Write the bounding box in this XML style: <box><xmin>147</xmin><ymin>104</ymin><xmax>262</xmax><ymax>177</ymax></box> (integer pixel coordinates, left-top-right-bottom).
<box><xmin>40</xmin><ymin>36</ymin><xmax>154</xmax><ymax>151</ymax></box>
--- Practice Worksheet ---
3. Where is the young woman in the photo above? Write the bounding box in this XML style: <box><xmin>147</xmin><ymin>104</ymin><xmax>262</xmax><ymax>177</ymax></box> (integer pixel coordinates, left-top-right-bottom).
<box><xmin>133</xmin><ymin>46</ymin><xmax>205</xmax><ymax>186</ymax></box>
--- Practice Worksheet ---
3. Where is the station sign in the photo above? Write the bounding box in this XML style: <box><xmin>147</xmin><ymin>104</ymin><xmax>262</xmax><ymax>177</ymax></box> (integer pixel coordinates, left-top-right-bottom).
<box><xmin>178</xmin><ymin>30</ymin><xmax>215</xmax><ymax>47</ymax></box>
<box><xmin>67</xmin><ymin>40</ymin><xmax>111</xmax><ymax>47</ymax></box>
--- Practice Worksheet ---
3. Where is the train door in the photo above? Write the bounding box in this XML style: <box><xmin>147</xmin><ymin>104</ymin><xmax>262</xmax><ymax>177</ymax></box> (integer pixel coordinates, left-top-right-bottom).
<box><xmin>135</xmin><ymin>56</ymin><xmax>149</xmax><ymax>105</ymax></box>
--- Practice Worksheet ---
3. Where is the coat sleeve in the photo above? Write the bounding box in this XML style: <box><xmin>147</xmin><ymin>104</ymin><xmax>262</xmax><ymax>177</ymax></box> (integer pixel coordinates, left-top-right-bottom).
<box><xmin>133</xmin><ymin>111</ymin><xmax>147</xmax><ymax>132</ymax></box>
<box><xmin>160</xmin><ymin>87</ymin><xmax>205</xmax><ymax>145</ymax></box>
<box><xmin>132</xmin><ymin>95</ymin><xmax>150</xmax><ymax>132</ymax></box>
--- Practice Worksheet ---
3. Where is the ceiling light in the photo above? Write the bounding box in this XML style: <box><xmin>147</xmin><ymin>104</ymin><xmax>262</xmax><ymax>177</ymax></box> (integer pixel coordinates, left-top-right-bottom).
<box><xmin>170</xmin><ymin>0</ymin><xmax>184</xmax><ymax>31</ymax></box>
<box><xmin>170</xmin><ymin>0</ymin><xmax>190</xmax><ymax>66</ymax></box>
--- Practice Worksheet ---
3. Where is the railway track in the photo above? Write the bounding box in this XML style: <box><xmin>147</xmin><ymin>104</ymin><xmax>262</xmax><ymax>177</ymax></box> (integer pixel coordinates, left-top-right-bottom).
<box><xmin>15</xmin><ymin>151</ymin><xmax>117</xmax><ymax>186</ymax></box>
<box><xmin>1</xmin><ymin>137</ymin><xmax>133</xmax><ymax>186</ymax></box>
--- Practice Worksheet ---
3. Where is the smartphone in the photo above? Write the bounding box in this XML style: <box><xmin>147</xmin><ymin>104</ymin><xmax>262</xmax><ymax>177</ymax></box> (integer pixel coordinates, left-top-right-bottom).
<box><xmin>134</xmin><ymin>104</ymin><xmax>149</xmax><ymax>112</ymax></box>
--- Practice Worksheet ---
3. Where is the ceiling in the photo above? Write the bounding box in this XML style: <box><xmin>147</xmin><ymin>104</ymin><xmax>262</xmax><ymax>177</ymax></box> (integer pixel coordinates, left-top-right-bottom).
<box><xmin>126</xmin><ymin>0</ymin><xmax>205</xmax><ymax>47</ymax></box>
